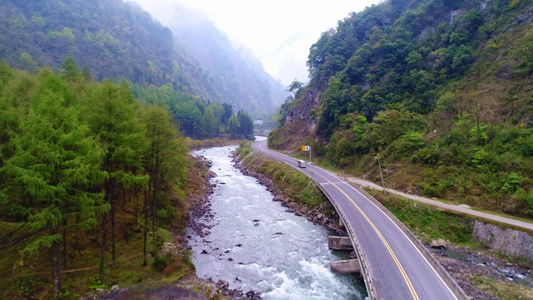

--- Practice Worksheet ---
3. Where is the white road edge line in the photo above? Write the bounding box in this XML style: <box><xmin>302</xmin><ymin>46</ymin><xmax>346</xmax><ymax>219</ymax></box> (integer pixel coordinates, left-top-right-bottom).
<box><xmin>338</xmin><ymin>175</ymin><xmax>458</xmax><ymax>300</ymax></box>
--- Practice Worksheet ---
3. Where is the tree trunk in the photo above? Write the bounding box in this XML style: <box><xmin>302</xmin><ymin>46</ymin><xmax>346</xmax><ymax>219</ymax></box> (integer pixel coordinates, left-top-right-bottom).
<box><xmin>62</xmin><ymin>217</ymin><xmax>67</xmax><ymax>266</ymax></box>
<box><xmin>152</xmin><ymin>174</ymin><xmax>156</xmax><ymax>254</ymax></box>
<box><xmin>152</xmin><ymin>144</ymin><xmax>159</xmax><ymax>255</ymax></box>
<box><xmin>143</xmin><ymin>189</ymin><xmax>148</xmax><ymax>266</ymax></box>
<box><xmin>75</xmin><ymin>215</ymin><xmax>81</xmax><ymax>255</ymax></box>
<box><xmin>51</xmin><ymin>227</ymin><xmax>62</xmax><ymax>300</ymax></box>
<box><xmin>134</xmin><ymin>191</ymin><xmax>138</xmax><ymax>226</ymax></box>
<box><xmin>99</xmin><ymin>212</ymin><xmax>108</xmax><ymax>283</ymax></box>
<box><xmin>111</xmin><ymin>197</ymin><xmax>116</xmax><ymax>268</ymax></box>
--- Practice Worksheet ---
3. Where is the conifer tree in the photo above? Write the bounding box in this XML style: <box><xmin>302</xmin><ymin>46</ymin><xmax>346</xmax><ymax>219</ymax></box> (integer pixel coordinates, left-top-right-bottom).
<box><xmin>82</xmin><ymin>80</ymin><xmax>146</xmax><ymax>281</ymax></box>
<box><xmin>60</xmin><ymin>55</ymin><xmax>80</xmax><ymax>82</ymax></box>
<box><xmin>2</xmin><ymin>72</ymin><xmax>104</xmax><ymax>299</ymax></box>
<box><xmin>141</xmin><ymin>105</ymin><xmax>187</xmax><ymax>260</ymax></box>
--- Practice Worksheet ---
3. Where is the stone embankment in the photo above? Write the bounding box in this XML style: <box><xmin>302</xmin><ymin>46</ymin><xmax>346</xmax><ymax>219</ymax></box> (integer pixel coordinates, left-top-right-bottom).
<box><xmin>234</xmin><ymin>157</ymin><xmax>344</xmax><ymax>234</ymax></box>
<box><xmin>473</xmin><ymin>221</ymin><xmax>533</xmax><ymax>261</ymax></box>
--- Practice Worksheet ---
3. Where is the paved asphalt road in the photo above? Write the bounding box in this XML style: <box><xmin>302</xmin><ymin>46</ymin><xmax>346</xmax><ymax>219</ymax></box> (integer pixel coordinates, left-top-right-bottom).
<box><xmin>253</xmin><ymin>140</ymin><xmax>463</xmax><ymax>300</ymax></box>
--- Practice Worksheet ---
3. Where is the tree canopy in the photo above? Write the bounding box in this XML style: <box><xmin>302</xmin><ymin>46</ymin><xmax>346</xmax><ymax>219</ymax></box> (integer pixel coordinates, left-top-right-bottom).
<box><xmin>0</xmin><ymin>61</ymin><xmax>194</xmax><ymax>298</ymax></box>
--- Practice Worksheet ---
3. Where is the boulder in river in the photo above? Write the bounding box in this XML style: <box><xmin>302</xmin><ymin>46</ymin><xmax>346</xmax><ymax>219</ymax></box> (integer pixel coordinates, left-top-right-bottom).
<box><xmin>216</xmin><ymin>280</ymin><xmax>229</xmax><ymax>290</ymax></box>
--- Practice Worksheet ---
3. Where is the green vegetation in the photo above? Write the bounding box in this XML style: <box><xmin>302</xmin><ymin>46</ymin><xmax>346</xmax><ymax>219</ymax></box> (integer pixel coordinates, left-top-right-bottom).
<box><xmin>133</xmin><ymin>84</ymin><xmax>254</xmax><ymax>140</ymax></box>
<box><xmin>0</xmin><ymin>61</ymin><xmax>203</xmax><ymax>299</ymax></box>
<box><xmin>471</xmin><ymin>275</ymin><xmax>533</xmax><ymax>300</ymax></box>
<box><xmin>369</xmin><ymin>191</ymin><xmax>475</xmax><ymax>245</ymax></box>
<box><xmin>270</xmin><ymin>0</ymin><xmax>533</xmax><ymax>218</ymax></box>
<box><xmin>0</xmin><ymin>0</ymin><xmax>176</xmax><ymax>87</ymax></box>
<box><xmin>236</xmin><ymin>142</ymin><xmax>329</xmax><ymax>210</ymax></box>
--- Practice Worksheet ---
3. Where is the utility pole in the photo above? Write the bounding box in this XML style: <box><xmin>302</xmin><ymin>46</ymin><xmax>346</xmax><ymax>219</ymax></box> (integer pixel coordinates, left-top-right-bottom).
<box><xmin>376</xmin><ymin>153</ymin><xmax>386</xmax><ymax>195</ymax></box>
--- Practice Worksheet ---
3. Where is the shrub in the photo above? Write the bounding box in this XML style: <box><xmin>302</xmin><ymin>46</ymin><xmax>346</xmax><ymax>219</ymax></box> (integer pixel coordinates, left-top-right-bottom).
<box><xmin>153</xmin><ymin>228</ymin><xmax>171</xmax><ymax>256</ymax></box>
<box><xmin>153</xmin><ymin>257</ymin><xmax>168</xmax><ymax>272</ymax></box>
<box><xmin>413</xmin><ymin>147</ymin><xmax>441</xmax><ymax>165</ymax></box>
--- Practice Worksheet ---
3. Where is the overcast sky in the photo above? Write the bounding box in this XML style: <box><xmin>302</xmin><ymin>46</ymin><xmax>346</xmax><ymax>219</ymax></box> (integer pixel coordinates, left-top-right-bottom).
<box><xmin>131</xmin><ymin>0</ymin><xmax>383</xmax><ymax>86</ymax></box>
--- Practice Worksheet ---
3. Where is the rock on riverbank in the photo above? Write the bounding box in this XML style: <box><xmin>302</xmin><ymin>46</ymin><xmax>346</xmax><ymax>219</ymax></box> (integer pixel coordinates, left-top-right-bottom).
<box><xmin>186</xmin><ymin>154</ymin><xmax>263</xmax><ymax>299</ymax></box>
<box><xmin>233</xmin><ymin>154</ymin><xmax>345</xmax><ymax>235</ymax></box>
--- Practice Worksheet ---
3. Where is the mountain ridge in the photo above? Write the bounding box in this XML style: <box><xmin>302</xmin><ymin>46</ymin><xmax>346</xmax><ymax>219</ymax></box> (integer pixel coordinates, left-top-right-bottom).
<box><xmin>165</xmin><ymin>2</ymin><xmax>285</xmax><ymax>118</ymax></box>
<box><xmin>0</xmin><ymin>0</ymin><xmax>284</xmax><ymax>117</ymax></box>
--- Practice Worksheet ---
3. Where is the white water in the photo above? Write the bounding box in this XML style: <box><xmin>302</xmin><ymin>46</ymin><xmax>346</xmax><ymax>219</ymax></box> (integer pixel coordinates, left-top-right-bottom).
<box><xmin>189</xmin><ymin>145</ymin><xmax>365</xmax><ymax>299</ymax></box>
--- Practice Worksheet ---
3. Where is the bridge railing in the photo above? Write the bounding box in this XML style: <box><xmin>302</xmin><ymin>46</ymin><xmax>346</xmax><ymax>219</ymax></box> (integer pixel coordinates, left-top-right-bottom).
<box><xmin>316</xmin><ymin>183</ymin><xmax>378</xmax><ymax>300</ymax></box>
<box><xmin>344</xmin><ymin>181</ymin><xmax>469</xmax><ymax>300</ymax></box>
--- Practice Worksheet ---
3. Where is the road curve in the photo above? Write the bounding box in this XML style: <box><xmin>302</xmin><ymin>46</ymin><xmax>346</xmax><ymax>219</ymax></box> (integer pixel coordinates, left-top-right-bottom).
<box><xmin>252</xmin><ymin>139</ymin><xmax>466</xmax><ymax>300</ymax></box>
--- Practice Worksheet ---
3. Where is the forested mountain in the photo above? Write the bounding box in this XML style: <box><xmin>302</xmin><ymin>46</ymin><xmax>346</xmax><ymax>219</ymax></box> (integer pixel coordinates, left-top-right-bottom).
<box><xmin>0</xmin><ymin>0</ymin><xmax>283</xmax><ymax>117</ymax></box>
<box><xmin>270</xmin><ymin>0</ymin><xmax>533</xmax><ymax>217</ymax></box>
<box><xmin>1</xmin><ymin>0</ymin><xmax>179</xmax><ymax>86</ymax></box>
<box><xmin>166</xmin><ymin>3</ymin><xmax>285</xmax><ymax>118</ymax></box>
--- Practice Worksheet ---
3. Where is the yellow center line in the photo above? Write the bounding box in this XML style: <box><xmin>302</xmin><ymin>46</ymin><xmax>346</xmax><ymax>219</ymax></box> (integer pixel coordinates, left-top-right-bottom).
<box><xmin>311</xmin><ymin>167</ymin><xmax>420</xmax><ymax>300</ymax></box>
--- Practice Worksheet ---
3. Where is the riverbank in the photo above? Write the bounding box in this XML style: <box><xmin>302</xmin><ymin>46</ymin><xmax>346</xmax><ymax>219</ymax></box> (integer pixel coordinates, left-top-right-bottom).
<box><xmin>186</xmin><ymin>153</ymin><xmax>262</xmax><ymax>299</ymax></box>
<box><xmin>234</xmin><ymin>143</ymin><xmax>342</xmax><ymax>233</ymax></box>
<box><xmin>190</xmin><ymin>145</ymin><xmax>363</xmax><ymax>299</ymax></box>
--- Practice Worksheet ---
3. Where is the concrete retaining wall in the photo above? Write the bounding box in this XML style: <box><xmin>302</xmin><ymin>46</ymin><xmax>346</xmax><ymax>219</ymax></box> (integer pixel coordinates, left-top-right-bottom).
<box><xmin>328</xmin><ymin>236</ymin><xmax>353</xmax><ymax>250</ymax></box>
<box><xmin>473</xmin><ymin>221</ymin><xmax>533</xmax><ymax>261</ymax></box>
<box><xmin>331</xmin><ymin>259</ymin><xmax>361</xmax><ymax>275</ymax></box>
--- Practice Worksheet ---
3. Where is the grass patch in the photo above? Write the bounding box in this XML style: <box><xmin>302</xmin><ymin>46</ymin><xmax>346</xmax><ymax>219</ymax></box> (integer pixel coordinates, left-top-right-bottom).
<box><xmin>368</xmin><ymin>190</ymin><xmax>475</xmax><ymax>246</ymax></box>
<box><xmin>472</xmin><ymin>275</ymin><xmax>533</xmax><ymax>300</ymax></box>
<box><xmin>235</xmin><ymin>141</ymin><xmax>253</xmax><ymax>158</ymax></box>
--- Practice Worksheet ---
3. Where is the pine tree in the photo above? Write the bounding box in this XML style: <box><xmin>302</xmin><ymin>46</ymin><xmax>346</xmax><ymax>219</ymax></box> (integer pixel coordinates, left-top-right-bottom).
<box><xmin>60</xmin><ymin>55</ymin><xmax>80</xmax><ymax>82</ymax></box>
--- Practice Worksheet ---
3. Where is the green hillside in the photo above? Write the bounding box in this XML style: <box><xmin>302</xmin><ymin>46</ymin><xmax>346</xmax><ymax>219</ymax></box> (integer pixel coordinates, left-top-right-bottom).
<box><xmin>0</xmin><ymin>0</ymin><xmax>179</xmax><ymax>86</ymax></box>
<box><xmin>0</xmin><ymin>0</ymin><xmax>283</xmax><ymax>117</ymax></box>
<box><xmin>270</xmin><ymin>0</ymin><xmax>533</xmax><ymax>217</ymax></box>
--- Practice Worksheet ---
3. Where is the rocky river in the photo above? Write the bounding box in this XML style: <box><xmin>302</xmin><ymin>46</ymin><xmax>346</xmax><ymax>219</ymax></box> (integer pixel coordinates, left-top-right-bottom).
<box><xmin>189</xmin><ymin>145</ymin><xmax>366</xmax><ymax>299</ymax></box>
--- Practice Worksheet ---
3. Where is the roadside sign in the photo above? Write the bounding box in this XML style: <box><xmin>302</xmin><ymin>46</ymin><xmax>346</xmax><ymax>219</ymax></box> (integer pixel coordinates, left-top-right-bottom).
<box><xmin>302</xmin><ymin>146</ymin><xmax>310</xmax><ymax>151</ymax></box>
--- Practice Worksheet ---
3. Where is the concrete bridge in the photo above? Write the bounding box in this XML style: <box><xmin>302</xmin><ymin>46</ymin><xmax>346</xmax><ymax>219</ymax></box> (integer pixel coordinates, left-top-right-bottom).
<box><xmin>253</xmin><ymin>140</ymin><xmax>468</xmax><ymax>300</ymax></box>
